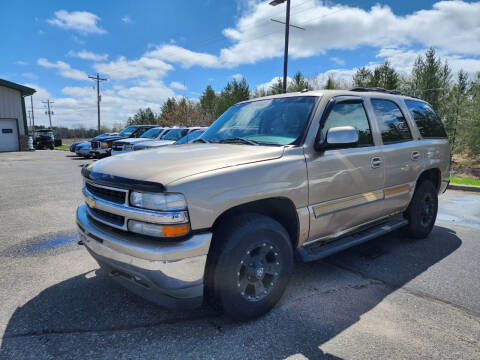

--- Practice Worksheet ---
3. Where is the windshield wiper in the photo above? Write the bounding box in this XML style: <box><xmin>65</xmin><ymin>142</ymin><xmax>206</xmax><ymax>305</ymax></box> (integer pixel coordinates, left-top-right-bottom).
<box><xmin>218</xmin><ymin>137</ymin><xmax>259</xmax><ymax>145</ymax></box>
<box><xmin>192</xmin><ymin>138</ymin><xmax>210</xmax><ymax>143</ymax></box>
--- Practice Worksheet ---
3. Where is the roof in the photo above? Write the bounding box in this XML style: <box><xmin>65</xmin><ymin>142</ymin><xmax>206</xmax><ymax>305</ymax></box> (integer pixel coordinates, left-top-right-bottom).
<box><xmin>0</xmin><ymin>79</ymin><xmax>36</xmax><ymax>96</ymax></box>
<box><xmin>240</xmin><ymin>88</ymin><xmax>421</xmax><ymax>104</ymax></box>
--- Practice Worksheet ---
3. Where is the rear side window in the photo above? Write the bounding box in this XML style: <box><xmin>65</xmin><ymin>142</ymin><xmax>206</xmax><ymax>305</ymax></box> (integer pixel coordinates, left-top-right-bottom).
<box><xmin>371</xmin><ymin>99</ymin><xmax>412</xmax><ymax>144</ymax></box>
<box><xmin>405</xmin><ymin>100</ymin><xmax>447</xmax><ymax>138</ymax></box>
<box><xmin>321</xmin><ymin>102</ymin><xmax>373</xmax><ymax>146</ymax></box>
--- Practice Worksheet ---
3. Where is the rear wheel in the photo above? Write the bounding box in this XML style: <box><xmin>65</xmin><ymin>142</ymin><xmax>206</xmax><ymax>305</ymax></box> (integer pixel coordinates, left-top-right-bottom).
<box><xmin>207</xmin><ymin>213</ymin><xmax>293</xmax><ymax>321</ymax></box>
<box><xmin>404</xmin><ymin>180</ymin><xmax>438</xmax><ymax>239</ymax></box>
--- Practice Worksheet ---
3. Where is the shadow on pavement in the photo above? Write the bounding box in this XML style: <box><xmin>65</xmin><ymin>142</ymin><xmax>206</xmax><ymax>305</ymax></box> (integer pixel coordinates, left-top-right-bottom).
<box><xmin>1</xmin><ymin>225</ymin><xmax>461</xmax><ymax>359</ymax></box>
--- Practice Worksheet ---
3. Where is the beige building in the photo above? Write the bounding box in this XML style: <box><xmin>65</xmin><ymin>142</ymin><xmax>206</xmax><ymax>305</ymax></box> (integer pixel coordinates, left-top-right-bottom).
<box><xmin>0</xmin><ymin>79</ymin><xmax>36</xmax><ymax>151</ymax></box>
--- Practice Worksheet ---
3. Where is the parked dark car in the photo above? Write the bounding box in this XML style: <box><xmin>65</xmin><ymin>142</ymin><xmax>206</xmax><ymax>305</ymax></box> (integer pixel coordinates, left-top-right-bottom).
<box><xmin>70</xmin><ymin>133</ymin><xmax>118</xmax><ymax>152</ymax></box>
<box><xmin>34</xmin><ymin>129</ymin><xmax>55</xmax><ymax>150</ymax></box>
<box><xmin>90</xmin><ymin>126</ymin><xmax>155</xmax><ymax>158</ymax></box>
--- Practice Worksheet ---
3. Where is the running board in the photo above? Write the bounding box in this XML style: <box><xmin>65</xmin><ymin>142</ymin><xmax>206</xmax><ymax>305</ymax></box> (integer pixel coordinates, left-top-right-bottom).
<box><xmin>297</xmin><ymin>215</ymin><xmax>408</xmax><ymax>262</ymax></box>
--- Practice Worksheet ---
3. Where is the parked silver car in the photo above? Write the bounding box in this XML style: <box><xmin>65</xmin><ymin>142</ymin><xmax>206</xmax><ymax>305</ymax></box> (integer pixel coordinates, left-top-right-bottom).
<box><xmin>133</xmin><ymin>127</ymin><xmax>205</xmax><ymax>151</ymax></box>
<box><xmin>111</xmin><ymin>127</ymin><xmax>170</xmax><ymax>155</ymax></box>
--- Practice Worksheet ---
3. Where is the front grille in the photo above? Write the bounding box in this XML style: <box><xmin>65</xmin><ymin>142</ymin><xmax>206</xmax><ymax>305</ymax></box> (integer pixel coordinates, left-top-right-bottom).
<box><xmin>112</xmin><ymin>143</ymin><xmax>124</xmax><ymax>151</ymax></box>
<box><xmin>91</xmin><ymin>141</ymin><xmax>99</xmax><ymax>149</ymax></box>
<box><xmin>86</xmin><ymin>182</ymin><xmax>126</xmax><ymax>204</ymax></box>
<box><xmin>90</xmin><ymin>207</ymin><xmax>125</xmax><ymax>226</ymax></box>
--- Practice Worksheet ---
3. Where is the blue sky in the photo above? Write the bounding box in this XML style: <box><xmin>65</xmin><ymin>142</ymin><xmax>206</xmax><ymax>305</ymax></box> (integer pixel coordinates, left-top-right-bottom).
<box><xmin>1</xmin><ymin>0</ymin><xmax>479</xmax><ymax>128</ymax></box>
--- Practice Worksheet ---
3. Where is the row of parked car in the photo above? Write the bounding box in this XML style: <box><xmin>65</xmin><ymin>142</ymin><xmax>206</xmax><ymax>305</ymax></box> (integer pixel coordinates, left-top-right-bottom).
<box><xmin>70</xmin><ymin>125</ymin><xmax>206</xmax><ymax>158</ymax></box>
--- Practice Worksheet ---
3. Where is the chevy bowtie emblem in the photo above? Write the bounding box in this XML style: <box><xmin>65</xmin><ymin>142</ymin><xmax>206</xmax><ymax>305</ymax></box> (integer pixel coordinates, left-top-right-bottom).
<box><xmin>86</xmin><ymin>197</ymin><xmax>96</xmax><ymax>209</ymax></box>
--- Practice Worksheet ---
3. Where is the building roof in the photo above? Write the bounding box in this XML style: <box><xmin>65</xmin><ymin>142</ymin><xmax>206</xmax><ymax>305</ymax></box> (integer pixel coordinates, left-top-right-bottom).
<box><xmin>0</xmin><ymin>79</ymin><xmax>36</xmax><ymax>96</ymax></box>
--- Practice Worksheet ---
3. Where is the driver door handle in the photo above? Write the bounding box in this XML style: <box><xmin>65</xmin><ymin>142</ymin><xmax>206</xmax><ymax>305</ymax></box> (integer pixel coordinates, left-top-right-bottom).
<box><xmin>411</xmin><ymin>151</ymin><xmax>420</xmax><ymax>161</ymax></box>
<box><xmin>371</xmin><ymin>157</ymin><xmax>383</xmax><ymax>168</ymax></box>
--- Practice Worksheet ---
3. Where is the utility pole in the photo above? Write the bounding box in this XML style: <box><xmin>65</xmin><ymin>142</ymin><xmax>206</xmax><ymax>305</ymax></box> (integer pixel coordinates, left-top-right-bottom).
<box><xmin>42</xmin><ymin>99</ymin><xmax>54</xmax><ymax>128</ymax></box>
<box><xmin>88</xmin><ymin>73</ymin><xmax>108</xmax><ymax>134</ymax></box>
<box><xmin>270</xmin><ymin>0</ymin><xmax>305</xmax><ymax>93</ymax></box>
<box><xmin>30</xmin><ymin>96</ymin><xmax>35</xmax><ymax>131</ymax></box>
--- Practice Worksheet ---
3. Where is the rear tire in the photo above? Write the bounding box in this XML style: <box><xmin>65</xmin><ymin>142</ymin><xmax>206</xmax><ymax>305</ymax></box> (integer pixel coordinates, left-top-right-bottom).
<box><xmin>207</xmin><ymin>213</ymin><xmax>293</xmax><ymax>321</ymax></box>
<box><xmin>404</xmin><ymin>180</ymin><xmax>438</xmax><ymax>239</ymax></box>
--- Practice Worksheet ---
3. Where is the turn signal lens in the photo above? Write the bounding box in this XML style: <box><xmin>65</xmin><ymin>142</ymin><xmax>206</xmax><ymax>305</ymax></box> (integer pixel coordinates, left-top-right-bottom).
<box><xmin>127</xmin><ymin>220</ymin><xmax>190</xmax><ymax>238</ymax></box>
<box><xmin>161</xmin><ymin>224</ymin><xmax>190</xmax><ymax>237</ymax></box>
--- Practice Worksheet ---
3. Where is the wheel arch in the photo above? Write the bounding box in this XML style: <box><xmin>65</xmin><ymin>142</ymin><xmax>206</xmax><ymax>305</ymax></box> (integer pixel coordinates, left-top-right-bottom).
<box><xmin>415</xmin><ymin>167</ymin><xmax>441</xmax><ymax>194</ymax></box>
<box><xmin>211</xmin><ymin>197</ymin><xmax>300</xmax><ymax>249</ymax></box>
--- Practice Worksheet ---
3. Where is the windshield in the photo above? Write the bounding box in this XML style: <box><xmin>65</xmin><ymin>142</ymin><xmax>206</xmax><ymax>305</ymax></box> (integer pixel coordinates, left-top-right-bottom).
<box><xmin>162</xmin><ymin>128</ymin><xmax>187</xmax><ymax>140</ymax></box>
<box><xmin>201</xmin><ymin>96</ymin><xmax>318</xmax><ymax>145</ymax></box>
<box><xmin>118</xmin><ymin>126</ymin><xmax>137</xmax><ymax>137</ymax></box>
<box><xmin>140</xmin><ymin>128</ymin><xmax>163</xmax><ymax>139</ymax></box>
<box><xmin>175</xmin><ymin>130</ymin><xmax>205</xmax><ymax>144</ymax></box>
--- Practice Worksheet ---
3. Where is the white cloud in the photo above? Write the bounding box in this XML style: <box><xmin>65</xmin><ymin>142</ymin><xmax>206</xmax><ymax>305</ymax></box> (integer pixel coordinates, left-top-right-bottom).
<box><xmin>95</xmin><ymin>56</ymin><xmax>173</xmax><ymax>80</ymax></box>
<box><xmin>37</xmin><ymin>58</ymin><xmax>88</xmax><ymax>80</ymax></box>
<box><xmin>330</xmin><ymin>57</ymin><xmax>345</xmax><ymax>66</ymax></box>
<box><xmin>146</xmin><ymin>45</ymin><xmax>220</xmax><ymax>68</ymax></box>
<box><xmin>47</xmin><ymin>10</ymin><xmax>106</xmax><ymax>35</ymax></box>
<box><xmin>121</xmin><ymin>15</ymin><xmax>132</xmax><ymax>24</ymax></box>
<box><xmin>67</xmin><ymin>50</ymin><xmax>108</xmax><ymax>61</ymax></box>
<box><xmin>170</xmin><ymin>81</ymin><xmax>187</xmax><ymax>91</ymax></box>
<box><xmin>61</xmin><ymin>86</ymin><xmax>96</xmax><ymax>98</ymax></box>
<box><xmin>232</xmin><ymin>73</ymin><xmax>243</xmax><ymax>80</ymax></box>
<box><xmin>147</xmin><ymin>1</ymin><xmax>480</xmax><ymax>71</ymax></box>
<box><xmin>16</xmin><ymin>60</ymin><xmax>28</xmax><ymax>66</ymax></box>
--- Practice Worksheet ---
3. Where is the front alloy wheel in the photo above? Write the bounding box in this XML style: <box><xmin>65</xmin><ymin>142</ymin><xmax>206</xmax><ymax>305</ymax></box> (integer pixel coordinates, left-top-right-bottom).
<box><xmin>236</xmin><ymin>242</ymin><xmax>282</xmax><ymax>302</ymax></box>
<box><xmin>209</xmin><ymin>213</ymin><xmax>293</xmax><ymax>321</ymax></box>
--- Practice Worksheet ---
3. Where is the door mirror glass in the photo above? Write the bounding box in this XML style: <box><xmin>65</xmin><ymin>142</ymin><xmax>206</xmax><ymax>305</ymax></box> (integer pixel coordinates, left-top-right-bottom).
<box><xmin>320</xmin><ymin>126</ymin><xmax>359</xmax><ymax>149</ymax></box>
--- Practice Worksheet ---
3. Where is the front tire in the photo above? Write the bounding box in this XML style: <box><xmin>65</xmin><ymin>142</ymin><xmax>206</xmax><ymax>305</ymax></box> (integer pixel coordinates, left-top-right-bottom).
<box><xmin>404</xmin><ymin>180</ymin><xmax>438</xmax><ymax>239</ymax></box>
<box><xmin>208</xmin><ymin>213</ymin><xmax>293</xmax><ymax>321</ymax></box>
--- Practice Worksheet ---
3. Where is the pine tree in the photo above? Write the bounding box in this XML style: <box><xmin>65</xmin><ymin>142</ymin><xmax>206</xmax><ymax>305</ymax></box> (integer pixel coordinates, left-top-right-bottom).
<box><xmin>287</xmin><ymin>72</ymin><xmax>311</xmax><ymax>92</ymax></box>
<box><xmin>353</xmin><ymin>67</ymin><xmax>373</xmax><ymax>88</ymax></box>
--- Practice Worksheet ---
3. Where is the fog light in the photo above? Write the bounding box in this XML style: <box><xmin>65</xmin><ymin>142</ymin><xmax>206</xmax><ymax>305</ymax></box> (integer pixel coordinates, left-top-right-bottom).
<box><xmin>127</xmin><ymin>220</ymin><xmax>190</xmax><ymax>238</ymax></box>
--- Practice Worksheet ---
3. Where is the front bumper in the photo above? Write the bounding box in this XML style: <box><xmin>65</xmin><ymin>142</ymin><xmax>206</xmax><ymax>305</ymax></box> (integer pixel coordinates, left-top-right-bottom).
<box><xmin>90</xmin><ymin>148</ymin><xmax>110</xmax><ymax>157</ymax></box>
<box><xmin>111</xmin><ymin>149</ymin><xmax>133</xmax><ymax>155</ymax></box>
<box><xmin>76</xmin><ymin>204</ymin><xmax>212</xmax><ymax>309</ymax></box>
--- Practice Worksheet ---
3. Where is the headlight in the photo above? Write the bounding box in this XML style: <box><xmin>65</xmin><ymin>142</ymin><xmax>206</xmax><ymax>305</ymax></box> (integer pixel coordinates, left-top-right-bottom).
<box><xmin>130</xmin><ymin>192</ymin><xmax>187</xmax><ymax>211</ymax></box>
<box><xmin>100</xmin><ymin>141</ymin><xmax>109</xmax><ymax>149</ymax></box>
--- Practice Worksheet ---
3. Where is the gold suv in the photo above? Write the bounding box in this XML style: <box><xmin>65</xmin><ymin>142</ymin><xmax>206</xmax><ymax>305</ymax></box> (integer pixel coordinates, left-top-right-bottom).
<box><xmin>77</xmin><ymin>89</ymin><xmax>450</xmax><ymax>320</ymax></box>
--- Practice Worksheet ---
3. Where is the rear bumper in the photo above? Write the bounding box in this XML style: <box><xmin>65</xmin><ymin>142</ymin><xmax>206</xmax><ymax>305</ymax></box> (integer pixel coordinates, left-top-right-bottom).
<box><xmin>76</xmin><ymin>204</ymin><xmax>212</xmax><ymax>309</ymax></box>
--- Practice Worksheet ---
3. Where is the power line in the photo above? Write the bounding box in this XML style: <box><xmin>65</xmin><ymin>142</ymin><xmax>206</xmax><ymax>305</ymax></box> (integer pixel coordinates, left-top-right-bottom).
<box><xmin>88</xmin><ymin>73</ymin><xmax>108</xmax><ymax>134</ymax></box>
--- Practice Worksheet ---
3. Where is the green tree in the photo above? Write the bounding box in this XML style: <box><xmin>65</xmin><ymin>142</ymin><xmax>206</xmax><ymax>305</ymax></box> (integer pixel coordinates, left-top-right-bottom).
<box><xmin>463</xmin><ymin>72</ymin><xmax>480</xmax><ymax>156</ymax></box>
<box><xmin>324</xmin><ymin>75</ymin><xmax>338</xmax><ymax>89</ymax></box>
<box><xmin>410</xmin><ymin>48</ymin><xmax>451</xmax><ymax>117</ymax></box>
<box><xmin>353</xmin><ymin>67</ymin><xmax>373</xmax><ymax>88</ymax></box>
<box><xmin>287</xmin><ymin>72</ymin><xmax>311</xmax><ymax>92</ymax></box>
<box><xmin>269</xmin><ymin>78</ymin><xmax>284</xmax><ymax>95</ymax></box>
<box><xmin>370</xmin><ymin>60</ymin><xmax>399</xmax><ymax>90</ymax></box>
<box><xmin>445</xmin><ymin>70</ymin><xmax>469</xmax><ymax>153</ymax></box>
<box><xmin>199</xmin><ymin>85</ymin><xmax>217</xmax><ymax>116</ymax></box>
<box><xmin>214</xmin><ymin>78</ymin><xmax>250</xmax><ymax>117</ymax></box>
<box><xmin>127</xmin><ymin>107</ymin><xmax>158</xmax><ymax>126</ymax></box>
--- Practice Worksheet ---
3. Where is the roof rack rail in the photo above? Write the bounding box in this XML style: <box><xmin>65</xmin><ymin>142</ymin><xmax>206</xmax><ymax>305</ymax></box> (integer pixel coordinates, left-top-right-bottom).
<box><xmin>349</xmin><ymin>87</ymin><xmax>419</xmax><ymax>99</ymax></box>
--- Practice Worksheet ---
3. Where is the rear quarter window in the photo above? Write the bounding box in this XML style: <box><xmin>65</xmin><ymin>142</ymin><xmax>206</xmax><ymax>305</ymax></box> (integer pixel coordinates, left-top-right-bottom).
<box><xmin>371</xmin><ymin>99</ymin><xmax>412</xmax><ymax>144</ymax></box>
<box><xmin>405</xmin><ymin>100</ymin><xmax>447</xmax><ymax>138</ymax></box>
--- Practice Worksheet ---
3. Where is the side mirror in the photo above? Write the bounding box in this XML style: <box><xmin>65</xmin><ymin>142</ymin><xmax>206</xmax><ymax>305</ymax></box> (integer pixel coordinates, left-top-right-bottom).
<box><xmin>316</xmin><ymin>126</ymin><xmax>359</xmax><ymax>150</ymax></box>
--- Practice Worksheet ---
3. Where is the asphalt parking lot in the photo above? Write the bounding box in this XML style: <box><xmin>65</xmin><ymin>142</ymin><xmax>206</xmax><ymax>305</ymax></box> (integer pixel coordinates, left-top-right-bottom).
<box><xmin>0</xmin><ymin>150</ymin><xmax>479</xmax><ymax>359</ymax></box>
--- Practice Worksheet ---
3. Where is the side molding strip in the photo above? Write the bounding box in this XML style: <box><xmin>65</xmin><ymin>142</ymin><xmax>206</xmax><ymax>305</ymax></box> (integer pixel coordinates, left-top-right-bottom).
<box><xmin>312</xmin><ymin>184</ymin><xmax>411</xmax><ymax>218</ymax></box>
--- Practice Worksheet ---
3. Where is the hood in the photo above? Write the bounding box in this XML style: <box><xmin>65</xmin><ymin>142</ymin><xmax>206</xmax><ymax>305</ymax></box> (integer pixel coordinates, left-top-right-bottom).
<box><xmin>115</xmin><ymin>138</ymin><xmax>152</xmax><ymax>145</ymax></box>
<box><xmin>93</xmin><ymin>135</ymin><xmax>128</xmax><ymax>143</ymax></box>
<box><xmin>85</xmin><ymin>143</ymin><xmax>285</xmax><ymax>186</ymax></box>
<box><xmin>136</xmin><ymin>139</ymin><xmax>175</xmax><ymax>148</ymax></box>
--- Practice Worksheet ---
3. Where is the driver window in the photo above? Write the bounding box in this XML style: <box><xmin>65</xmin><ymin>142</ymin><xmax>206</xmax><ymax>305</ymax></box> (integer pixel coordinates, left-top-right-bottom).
<box><xmin>321</xmin><ymin>102</ymin><xmax>373</xmax><ymax>146</ymax></box>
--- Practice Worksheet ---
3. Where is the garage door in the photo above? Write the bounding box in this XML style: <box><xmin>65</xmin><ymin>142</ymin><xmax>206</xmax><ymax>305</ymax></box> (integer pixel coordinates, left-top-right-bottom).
<box><xmin>0</xmin><ymin>119</ymin><xmax>19</xmax><ymax>152</ymax></box>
